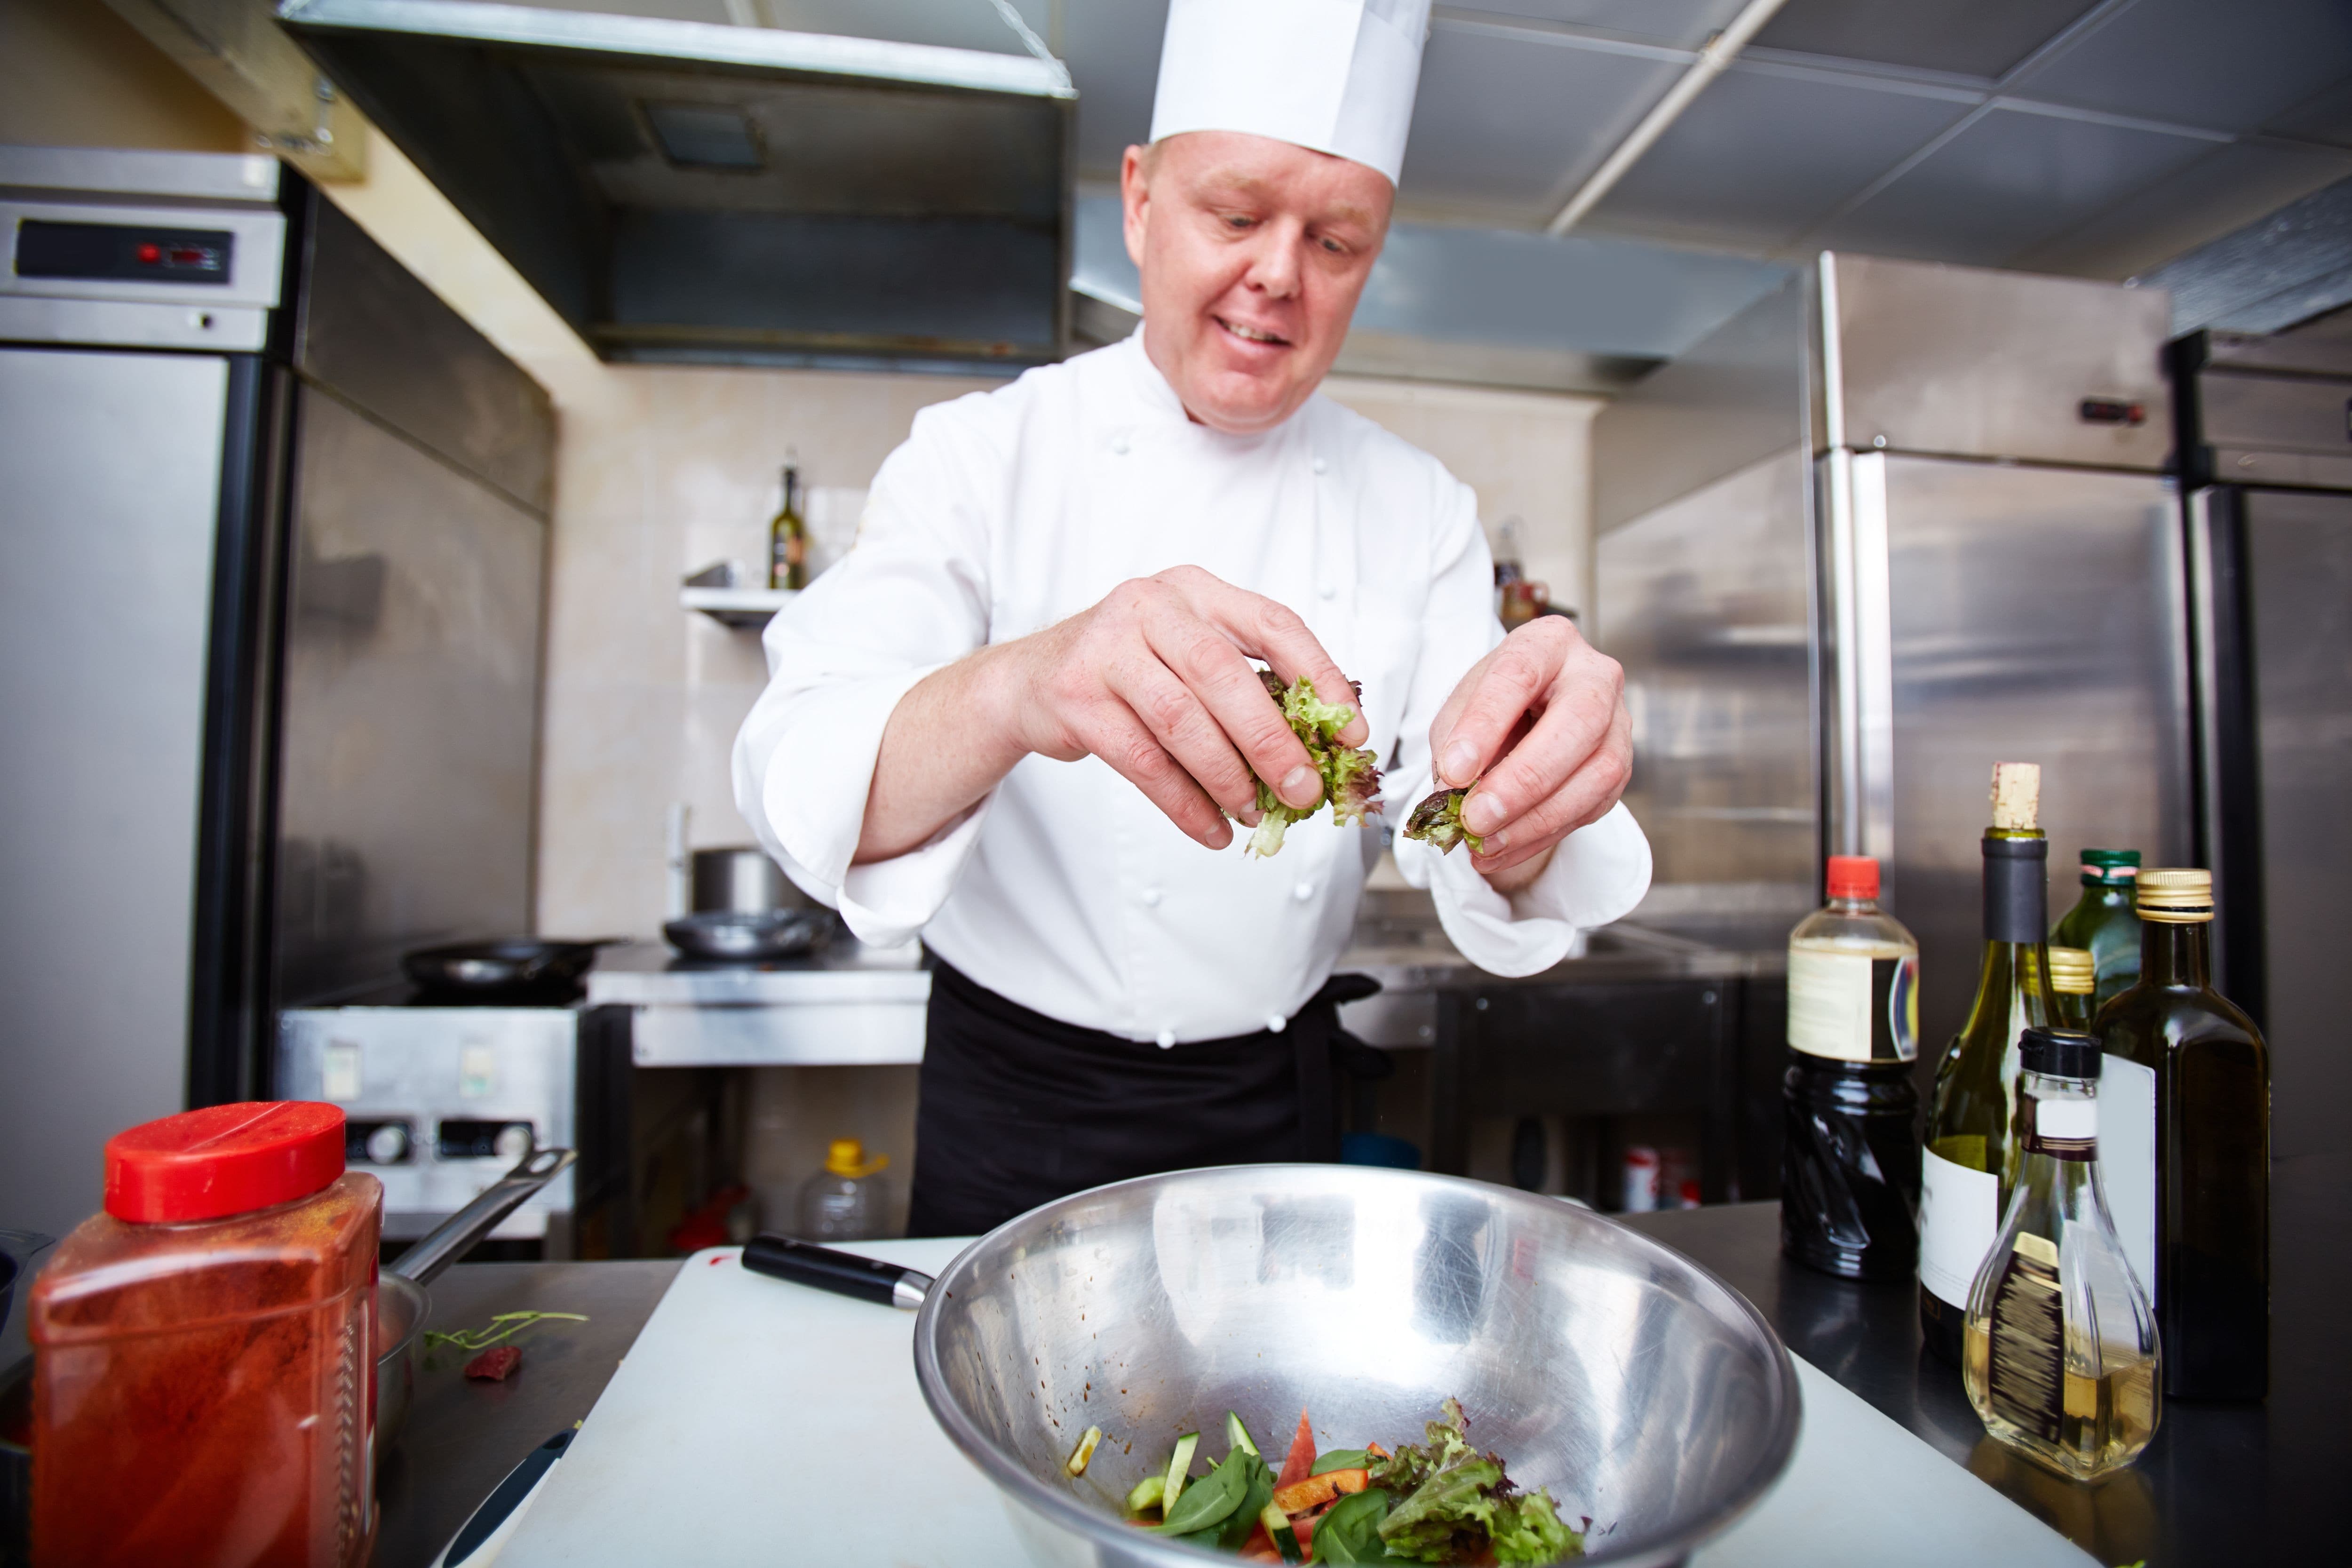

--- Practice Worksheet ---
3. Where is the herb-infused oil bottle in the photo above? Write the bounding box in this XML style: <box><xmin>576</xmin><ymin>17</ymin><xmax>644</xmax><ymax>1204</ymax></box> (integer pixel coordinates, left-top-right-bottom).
<box><xmin>1920</xmin><ymin>762</ymin><xmax>2052</xmax><ymax>1365</ymax></box>
<box><xmin>1964</xmin><ymin>1027</ymin><xmax>2160</xmax><ymax>1481</ymax></box>
<box><xmin>1780</xmin><ymin>855</ymin><xmax>1921</xmax><ymax>1280</ymax></box>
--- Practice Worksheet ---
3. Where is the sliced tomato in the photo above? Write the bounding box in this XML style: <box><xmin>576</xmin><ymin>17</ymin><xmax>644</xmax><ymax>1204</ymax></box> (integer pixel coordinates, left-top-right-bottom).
<box><xmin>1275</xmin><ymin>1409</ymin><xmax>1318</xmax><ymax>1490</ymax></box>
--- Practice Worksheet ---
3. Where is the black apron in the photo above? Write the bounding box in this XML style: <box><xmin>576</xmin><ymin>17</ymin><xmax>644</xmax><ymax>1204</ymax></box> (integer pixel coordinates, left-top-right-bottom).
<box><xmin>906</xmin><ymin>960</ymin><xmax>1381</xmax><ymax>1238</ymax></box>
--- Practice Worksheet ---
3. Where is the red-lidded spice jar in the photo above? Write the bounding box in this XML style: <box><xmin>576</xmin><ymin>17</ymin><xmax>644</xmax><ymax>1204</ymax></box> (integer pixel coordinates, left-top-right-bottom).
<box><xmin>29</xmin><ymin>1102</ymin><xmax>382</xmax><ymax>1567</ymax></box>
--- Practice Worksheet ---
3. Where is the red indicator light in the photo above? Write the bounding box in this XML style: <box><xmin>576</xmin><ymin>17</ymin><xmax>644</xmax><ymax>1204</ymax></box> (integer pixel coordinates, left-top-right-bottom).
<box><xmin>137</xmin><ymin>243</ymin><xmax>162</xmax><ymax>264</ymax></box>
<box><xmin>169</xmin><ymin>247</ymin><xmax>207</xmax><ymax>266</ymax></box>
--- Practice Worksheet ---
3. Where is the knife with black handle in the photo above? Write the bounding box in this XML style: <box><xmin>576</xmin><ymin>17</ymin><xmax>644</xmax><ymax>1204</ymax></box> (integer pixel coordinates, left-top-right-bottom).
<box><xmin>741</xmin><ymin>1234</ymin><xmax>933</xmax><ymax>1309</ymax></box>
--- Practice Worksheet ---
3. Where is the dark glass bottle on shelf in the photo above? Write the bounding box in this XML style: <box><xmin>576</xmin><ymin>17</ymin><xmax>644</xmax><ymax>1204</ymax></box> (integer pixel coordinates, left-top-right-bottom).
<box><xmin>2094</xmin><ymin>868</ymin><xmax>2271</xmax><ymax>1401</ymax></box>
<box><xmin>768</xmin><ymin>460</ymin><xmax>807</xmax><ymax>591</ymax></box>
<box><xmin>1920</xmin><ymin>762</ymin><xmax>2052</xmax><ymax>1367</ymax></box>
<box><xmin>2052</xmin><ymin>848</ymin><xmax>2141</xmax><ymax>1008</ymax></box>
<box><xmin>1780</xmin><ymin>855</ymin><xmax>1921</xmax><ymax>1280</ymax></box>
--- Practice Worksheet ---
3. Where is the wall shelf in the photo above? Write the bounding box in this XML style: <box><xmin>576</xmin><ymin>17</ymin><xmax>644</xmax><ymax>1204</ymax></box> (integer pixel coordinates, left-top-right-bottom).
<box><xmin>681</xmin><ymin>585</ymin><xmax>795</xmax><ymax>630</ymax></box>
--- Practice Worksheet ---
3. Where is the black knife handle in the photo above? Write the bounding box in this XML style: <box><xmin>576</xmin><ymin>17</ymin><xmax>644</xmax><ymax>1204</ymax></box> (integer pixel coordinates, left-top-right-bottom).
<box><xmin>742</xmin><ymin>1234</ymin><xmax>931</xmax><ymax>1309</ymax></box>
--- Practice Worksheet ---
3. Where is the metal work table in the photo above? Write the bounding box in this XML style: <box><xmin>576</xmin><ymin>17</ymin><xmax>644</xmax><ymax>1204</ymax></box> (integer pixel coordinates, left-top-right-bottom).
<box><xmin>373</xmin><ymin>1153</ymin><xmax>2341</xmax><ymax>1567</ymax></box>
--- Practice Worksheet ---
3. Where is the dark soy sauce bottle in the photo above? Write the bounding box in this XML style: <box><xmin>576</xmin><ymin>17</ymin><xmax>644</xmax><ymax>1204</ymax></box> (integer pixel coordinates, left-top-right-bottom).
<box><xmin>1781</xmin><ymin>855</ymin><xmax>1923</xmax><ymax>1280</ymax></box>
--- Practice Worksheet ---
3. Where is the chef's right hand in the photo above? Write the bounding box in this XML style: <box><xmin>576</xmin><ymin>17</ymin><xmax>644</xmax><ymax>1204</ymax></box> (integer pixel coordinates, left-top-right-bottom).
<box><xmin>993</xmin><ymin>566</ymin><xmax>1366</xmax><ymax>851</ymax></box>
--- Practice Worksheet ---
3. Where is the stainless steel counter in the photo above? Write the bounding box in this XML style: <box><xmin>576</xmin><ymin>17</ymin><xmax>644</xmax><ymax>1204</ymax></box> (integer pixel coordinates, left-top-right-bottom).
<box><xmin>584</xmin><ymin>893</ymin><xmax>1784</xmax><ymax>1064</ymax></box>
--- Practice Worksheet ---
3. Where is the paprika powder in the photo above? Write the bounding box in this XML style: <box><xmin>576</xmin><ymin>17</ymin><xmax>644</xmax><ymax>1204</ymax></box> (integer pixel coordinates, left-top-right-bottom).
<box><xmin>29</xmin><ymin>1101</ymin><xmax>381</xmax><ymax>1567</ymax></box>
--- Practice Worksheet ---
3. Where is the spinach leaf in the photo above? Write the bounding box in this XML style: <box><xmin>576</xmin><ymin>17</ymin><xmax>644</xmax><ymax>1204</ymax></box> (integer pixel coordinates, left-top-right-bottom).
<box><xmin>1217</xmin><ymin>1459</ymin><xmax>1275</xmax><ymax>1551</ymax></box>
<box><xmin>1311</xmin><ymin>1487</ymin><xmax>1392</xmax><ymax>1564</ymax></box>
<box><xmin>1153</xmin><ymin>1448</ymin><xmax>1250</xmax><ymax>1536</ymax></box>
<box><xmin>1310</xmin><ymin>1448</ymin><xmax>1373</xmax><ymax>1477</ymax></box>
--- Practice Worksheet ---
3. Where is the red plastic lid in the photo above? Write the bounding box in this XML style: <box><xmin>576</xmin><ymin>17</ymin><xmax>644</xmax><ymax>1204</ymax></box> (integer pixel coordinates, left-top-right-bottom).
<box><xmin>104</xmin><ymin>1102</ymin><xmax>346</xmax><ymax>1223</ymax></box>
<box><xmin>1825</xmin><ymin>855</ymin><xmax>1880</xmax><ymax>900</ymax></box>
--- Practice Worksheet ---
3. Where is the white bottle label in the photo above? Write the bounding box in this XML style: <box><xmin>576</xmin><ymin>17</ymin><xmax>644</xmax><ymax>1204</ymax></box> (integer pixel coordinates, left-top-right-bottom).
<box><xmin>1787</xmin><ymin>947</ymin><xmax>1918</xmax><ymax>1062</ymax></box>
<box><xmin>1919</xmin><ymin>1146</ymin><xmax>2001</xmax><ymax>1309</ymax></box>
<box><xmin>2098</xmin><ymin>1054</ymin><xmax>2158</xmax><ymax>1299</ymax></box>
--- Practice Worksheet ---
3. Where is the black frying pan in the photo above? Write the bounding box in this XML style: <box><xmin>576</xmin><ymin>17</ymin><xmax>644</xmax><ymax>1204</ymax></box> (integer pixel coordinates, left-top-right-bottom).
<box><xmin>402</xmin><ymin>939</ymin><xmax>613</xmax><ymax>1000</ymax></box>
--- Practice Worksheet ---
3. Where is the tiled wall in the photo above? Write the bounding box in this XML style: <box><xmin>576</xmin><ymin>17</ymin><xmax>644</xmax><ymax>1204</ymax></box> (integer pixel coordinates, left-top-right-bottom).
<box><xmin>536</xmin><ymin>361</ymin><xmax>1600</xmax><ymax>940</ymax></box>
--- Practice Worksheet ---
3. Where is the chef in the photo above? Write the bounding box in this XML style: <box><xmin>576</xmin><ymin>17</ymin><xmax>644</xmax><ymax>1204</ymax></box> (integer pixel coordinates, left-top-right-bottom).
<box><xmin>734</xmin><ymin>0</ymin><xmax>1650</xmax><ymax>1235</ymax></box>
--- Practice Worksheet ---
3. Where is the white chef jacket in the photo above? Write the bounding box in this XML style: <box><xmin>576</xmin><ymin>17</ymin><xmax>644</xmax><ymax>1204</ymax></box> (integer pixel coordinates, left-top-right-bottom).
<box><xmin>732</xmin><ymin>332</ymin><xmax>1650</xmax><ymax>1045</ymax></box>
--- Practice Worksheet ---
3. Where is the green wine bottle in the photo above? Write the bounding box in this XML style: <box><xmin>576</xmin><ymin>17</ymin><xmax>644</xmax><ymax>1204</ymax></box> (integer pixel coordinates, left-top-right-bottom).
<box><xmin>2051</xmin><ymin>848</ymin><xmax>2140</xmax><ymax>1008</ymax></box>
<box><xmin>1919</xmin><ymin>762</ymin><xmax>2053</xmax><ymax>1367</ymax></box>
<box><xmin>2094</xmin><ymin>868</ymin><xmax>2270</xmax><ymax>1401</ymax></box>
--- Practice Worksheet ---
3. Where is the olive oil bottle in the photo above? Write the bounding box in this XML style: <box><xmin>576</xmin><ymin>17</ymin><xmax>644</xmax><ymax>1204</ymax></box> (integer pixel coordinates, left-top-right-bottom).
<box><xmin>2094</xmin><ymin>868</ymin><xmax>2270</xmax><ymax>1401</ymax></box>
<box><xmin>1963</xmin><ymin>1027</ymin><xmax>2160</xmax><ymax>1481</ymax></box>
<box><xmin>1920</xmin><ymin>762</ymin><xmax>2052</xmax><ymax>1366</ymax></box>
<box><xmin>2052</xmin><ymin>849</ymin><xmax>2141</xmax><ymax>1007</ymax></box>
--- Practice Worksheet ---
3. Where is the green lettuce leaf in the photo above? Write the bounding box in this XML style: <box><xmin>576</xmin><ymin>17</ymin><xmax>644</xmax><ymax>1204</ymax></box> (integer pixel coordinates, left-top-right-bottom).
<box><xmin>1240</xmin><ymin>673</ymin><xmax>1384</xmax><ymax>858</ymax></box>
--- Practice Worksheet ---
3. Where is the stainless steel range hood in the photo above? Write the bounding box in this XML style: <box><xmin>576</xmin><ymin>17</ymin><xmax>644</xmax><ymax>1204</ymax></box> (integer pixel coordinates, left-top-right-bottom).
<box><xmin>278</xmin><ymin>0</ymin><xmax>1074</xmax><ymax>371</ymax></box>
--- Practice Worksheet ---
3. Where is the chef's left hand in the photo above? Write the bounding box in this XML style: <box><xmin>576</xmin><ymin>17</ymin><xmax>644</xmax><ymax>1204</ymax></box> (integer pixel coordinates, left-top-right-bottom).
<box><xmin>1427</xmin><ymin>617</ymin><xmax>1631</xmax><ymax>892</ymax></box>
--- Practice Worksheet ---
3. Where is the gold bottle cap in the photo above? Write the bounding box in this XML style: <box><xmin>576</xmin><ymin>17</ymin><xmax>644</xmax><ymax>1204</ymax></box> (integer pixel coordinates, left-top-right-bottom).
<box><xmin>1989</xmin><ymin>762</ymin><xmax>2041</xmax><ymax>831</ymax></box>
<box><xmin>2136</xmin><ymin>867</ymin><xmax>2214</xmax><ymax>922</ymax></box>
<box><xmin>2047</xmin><ymin>945</ymin><xmax>2096</xmax><ymax>994</ymax></box>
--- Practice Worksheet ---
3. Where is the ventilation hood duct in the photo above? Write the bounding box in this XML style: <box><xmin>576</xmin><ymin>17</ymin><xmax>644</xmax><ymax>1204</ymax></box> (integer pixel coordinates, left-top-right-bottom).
<box><xmin>278</xmin><ymin>0</ymin><xmax>1074</xmax><ymax>371</ymax></box>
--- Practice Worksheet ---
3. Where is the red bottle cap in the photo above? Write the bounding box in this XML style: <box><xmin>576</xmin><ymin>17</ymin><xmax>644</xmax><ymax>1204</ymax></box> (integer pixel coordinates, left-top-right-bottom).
<box><xmin>104</xmin><ymin>1102</ymin><xmax>346</xmax><ymax>1223</ymax></box>
<box><xmin>1825</xmin><ymin>855</ymin><xmax>1880</xmax><ymax>900</ymax></box>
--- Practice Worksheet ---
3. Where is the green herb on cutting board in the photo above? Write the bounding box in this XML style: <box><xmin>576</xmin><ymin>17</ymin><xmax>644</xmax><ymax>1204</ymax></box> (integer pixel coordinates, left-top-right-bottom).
<box><xmin>424</xmin><ymin>1310</ymin><xmax>588</xmax><ymax>1353</ymax></box>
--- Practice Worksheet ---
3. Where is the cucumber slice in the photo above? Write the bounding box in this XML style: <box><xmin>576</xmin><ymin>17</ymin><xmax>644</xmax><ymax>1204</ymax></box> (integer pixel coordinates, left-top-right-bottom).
<box><xmin>1064</xmin><ymin>1425</ymin><xmax>1103</xmax><ymax>1477</ymax></box>
<box><xmin>1125</xmin><ymin>1475</ymin><xmax>1165</xmax><ymax>1515</ymax></box>
<box><xmin>1161</xmin><ymin>1432</ymin><xmax>1200</xmax><ymax>1512</ymax></box>
<box><xmin>1261</xmin><ymin>1500</ymin><xmax>1303</xmax><ymax>1564</ymax></box>
<box><xmin>1224</xmin><ymin>1411</ymin><xmax>1259</xmax><ymax>1458</ymax></box>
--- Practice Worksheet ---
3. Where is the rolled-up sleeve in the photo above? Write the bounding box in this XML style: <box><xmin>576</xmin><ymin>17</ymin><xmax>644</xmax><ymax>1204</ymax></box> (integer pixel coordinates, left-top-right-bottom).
<box><xmin>1384</xmin><ymin>476</ymin><xmax>1652</xmax><ymax>976</ymax></box>
<box><xmin>731</xmin><ymin>403</ymin><xmax>1001</xmax><ymax>946</ymax></box>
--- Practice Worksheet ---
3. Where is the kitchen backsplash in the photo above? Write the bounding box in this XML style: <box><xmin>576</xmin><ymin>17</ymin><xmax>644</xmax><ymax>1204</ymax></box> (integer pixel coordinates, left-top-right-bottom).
<box><xmin>535</xmin><ymin>363</ymin><xmax>1599</xmax><ymax>939</ymax></box>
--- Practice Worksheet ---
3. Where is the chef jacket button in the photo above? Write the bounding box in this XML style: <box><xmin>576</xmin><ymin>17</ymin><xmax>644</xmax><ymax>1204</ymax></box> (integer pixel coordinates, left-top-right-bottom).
<box><xmin>1266</xmin><ymin>1014</ymin><xmax>1287</xmax><ymax>1034</ymax></box>
<box><xmin>1293</xmin><ymin>881</ymin><xmax>1314</xmax><ymax>902</ymax></box>
<box><xmin>1141</xmin><ymin>887</ymin><xmax>1163</xmax><ymax>907</ymax></box>
<box><xmin>1111</xmin><ymin>436</ymin><xmax>1130</xmax><ymax>455</ymax></box>
<box><xmin>1319</xmin><ymin>584</ymin><xmax>1337</xmax><ymax>600</ymax></box>
<box><xmin>1156</xmin><ymin>1029</ymin><xmax>1176</xmax><ymax>1049</ymax></box>
<box><xmin>1312</xmin><ymin>457</ymin><xmax>1328</xmax><ymax>475</ymax></box>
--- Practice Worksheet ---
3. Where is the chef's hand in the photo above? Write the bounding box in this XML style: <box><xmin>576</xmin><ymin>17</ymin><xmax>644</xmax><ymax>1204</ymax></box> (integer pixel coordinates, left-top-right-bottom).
<box><xmin>998</xmin><ymin>566</ymin><xmax>1367</xmax><ymax>850</ymax></box>
<box><xmin>1427</xmin><ymin>617</ymin><xmax>1630</xmax><ymax>891</ymax></box>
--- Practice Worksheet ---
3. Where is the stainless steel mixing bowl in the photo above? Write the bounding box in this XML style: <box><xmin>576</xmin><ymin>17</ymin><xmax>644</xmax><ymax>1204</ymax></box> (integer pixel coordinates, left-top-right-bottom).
<box><xmin>910</xmin><ymin>1165</ymin><xmax>1800</xmax><ymax>1568</ymax></box>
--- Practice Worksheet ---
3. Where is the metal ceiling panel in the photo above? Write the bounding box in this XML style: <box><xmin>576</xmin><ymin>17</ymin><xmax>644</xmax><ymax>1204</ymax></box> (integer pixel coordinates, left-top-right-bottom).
<box><xmin>1435</xmin><ymin>1</ymin><xmax>1752</xmax><ymax>51</ymax></box>
<box><xmin>1589</xmin><ymin>65</ymin><xmax>1972</xmax><ymax>252</ymax></box>
<box><xmin>2010</xmin><ymin>0</ymin><xmax>2352</xmax><ymax>136</ymax></box>
<box><xmin>1749</xmin><ymin>0</ymin><xmax>2102</xmax><ymax>80</ymax></box>
<box><xmin>1816</xmin><ymin>104</ymin><xmax>2214</xmax><ymax>267</ymax></box>
<box><xmin>1400</xmin><ymin>21</ymin><xmax>1682</xmax><ymax>216</ymax></box>
<box><xmin>2016</xmin><ymin>138</ymin><xmax>2352</xmax><ymax>280</ymax></box>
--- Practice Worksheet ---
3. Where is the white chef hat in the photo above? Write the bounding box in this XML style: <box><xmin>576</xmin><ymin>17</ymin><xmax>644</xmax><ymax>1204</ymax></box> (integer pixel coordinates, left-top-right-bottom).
<box><xmin>1148</xmin><ymin>0</ymin><xmax>1433</xmax><ymax>187</ymax></box>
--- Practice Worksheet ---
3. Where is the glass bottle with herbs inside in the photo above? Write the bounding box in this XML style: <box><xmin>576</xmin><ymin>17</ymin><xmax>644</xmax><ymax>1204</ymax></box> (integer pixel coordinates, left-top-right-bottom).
<box><xmin>2052</xmin><ymin>848</ymin><xmax>2141</xmax><ymax>1008</ymax></box>
<box><xmin>1780</xmin><ymin>854</ymin><xmax>1921</xmax><ymax>1281</ymax></box>
<box><xmin>1920</xmin><ymin>761</ymin><xmax>2052</xmax><ymax>1365</ymax></box>
<box><xmin>2094</xmin><ymin>867</ymin><xmax>2270</xmax><ymax>1401</ymax></box>
<box><xmin>1964</xmin><ymin>1026</ymin><xmax>2160</xmax><ymax>1481</ymax></box>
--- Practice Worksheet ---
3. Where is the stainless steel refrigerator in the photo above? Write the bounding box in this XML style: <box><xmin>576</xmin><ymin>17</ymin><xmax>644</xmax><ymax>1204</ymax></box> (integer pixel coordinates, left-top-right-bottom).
<box><xmin>0</xmin><ymin>148</ymin><xmax>553</xmax><ymax>1243</ymax></box>
<box><xmin>1594</xmin><ymin>253</ymin><xmax>2191</xmax><ymax>1091</ymax></box>
<box><xmin>2169</xmin><ymin>329</ymin><xmax>2352</xmax><ymax>1166</ymax></box>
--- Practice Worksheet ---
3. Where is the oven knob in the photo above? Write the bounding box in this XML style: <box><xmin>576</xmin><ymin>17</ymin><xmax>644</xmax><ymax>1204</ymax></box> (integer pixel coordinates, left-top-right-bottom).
<box><xmin>366</xmin><ymin>1123</ymin><xmax>409</xmax><ymax>1164</ymax></box>
<box><xmin>493</xmin><ymin>1123</ymin><xmax>534</xmax><ymax>1163</ymax></box>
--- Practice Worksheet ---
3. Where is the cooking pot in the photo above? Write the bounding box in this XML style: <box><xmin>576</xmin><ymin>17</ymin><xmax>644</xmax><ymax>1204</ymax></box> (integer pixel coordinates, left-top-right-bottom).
<box><xmin>749</xmin><ymin>1165</ymin><xmax>1801</xmax><ymax>1568</ymax></box>
<box><xmin>374</xmin><ymin>1146</ymin><xmax>575</xmax><ymax>1447</ymax></box>
<box><xmin>691</xmin><ymin>847</ymin><xmax>811</xmax><ymax>914</ymax></box>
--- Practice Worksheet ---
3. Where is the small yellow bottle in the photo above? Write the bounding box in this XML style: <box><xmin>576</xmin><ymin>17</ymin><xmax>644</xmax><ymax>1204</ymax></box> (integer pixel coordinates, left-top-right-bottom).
<box><xmin>1963</xmin><ymin>1026</ymin><xmax>2159</xmax><ymax>1481</ymax></box>
<box><xmin>2045</xmin><ymin>945</ymin><xmax>2096</xmax><ymax>1031</ymax></box>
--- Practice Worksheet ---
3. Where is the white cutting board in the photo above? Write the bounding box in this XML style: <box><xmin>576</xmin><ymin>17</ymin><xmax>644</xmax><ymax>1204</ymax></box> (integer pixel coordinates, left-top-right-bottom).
<box><xmin>496</xmin><ymin>1240</ymin><xmax>2094</xmax><ymax>1568</ymax></box>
